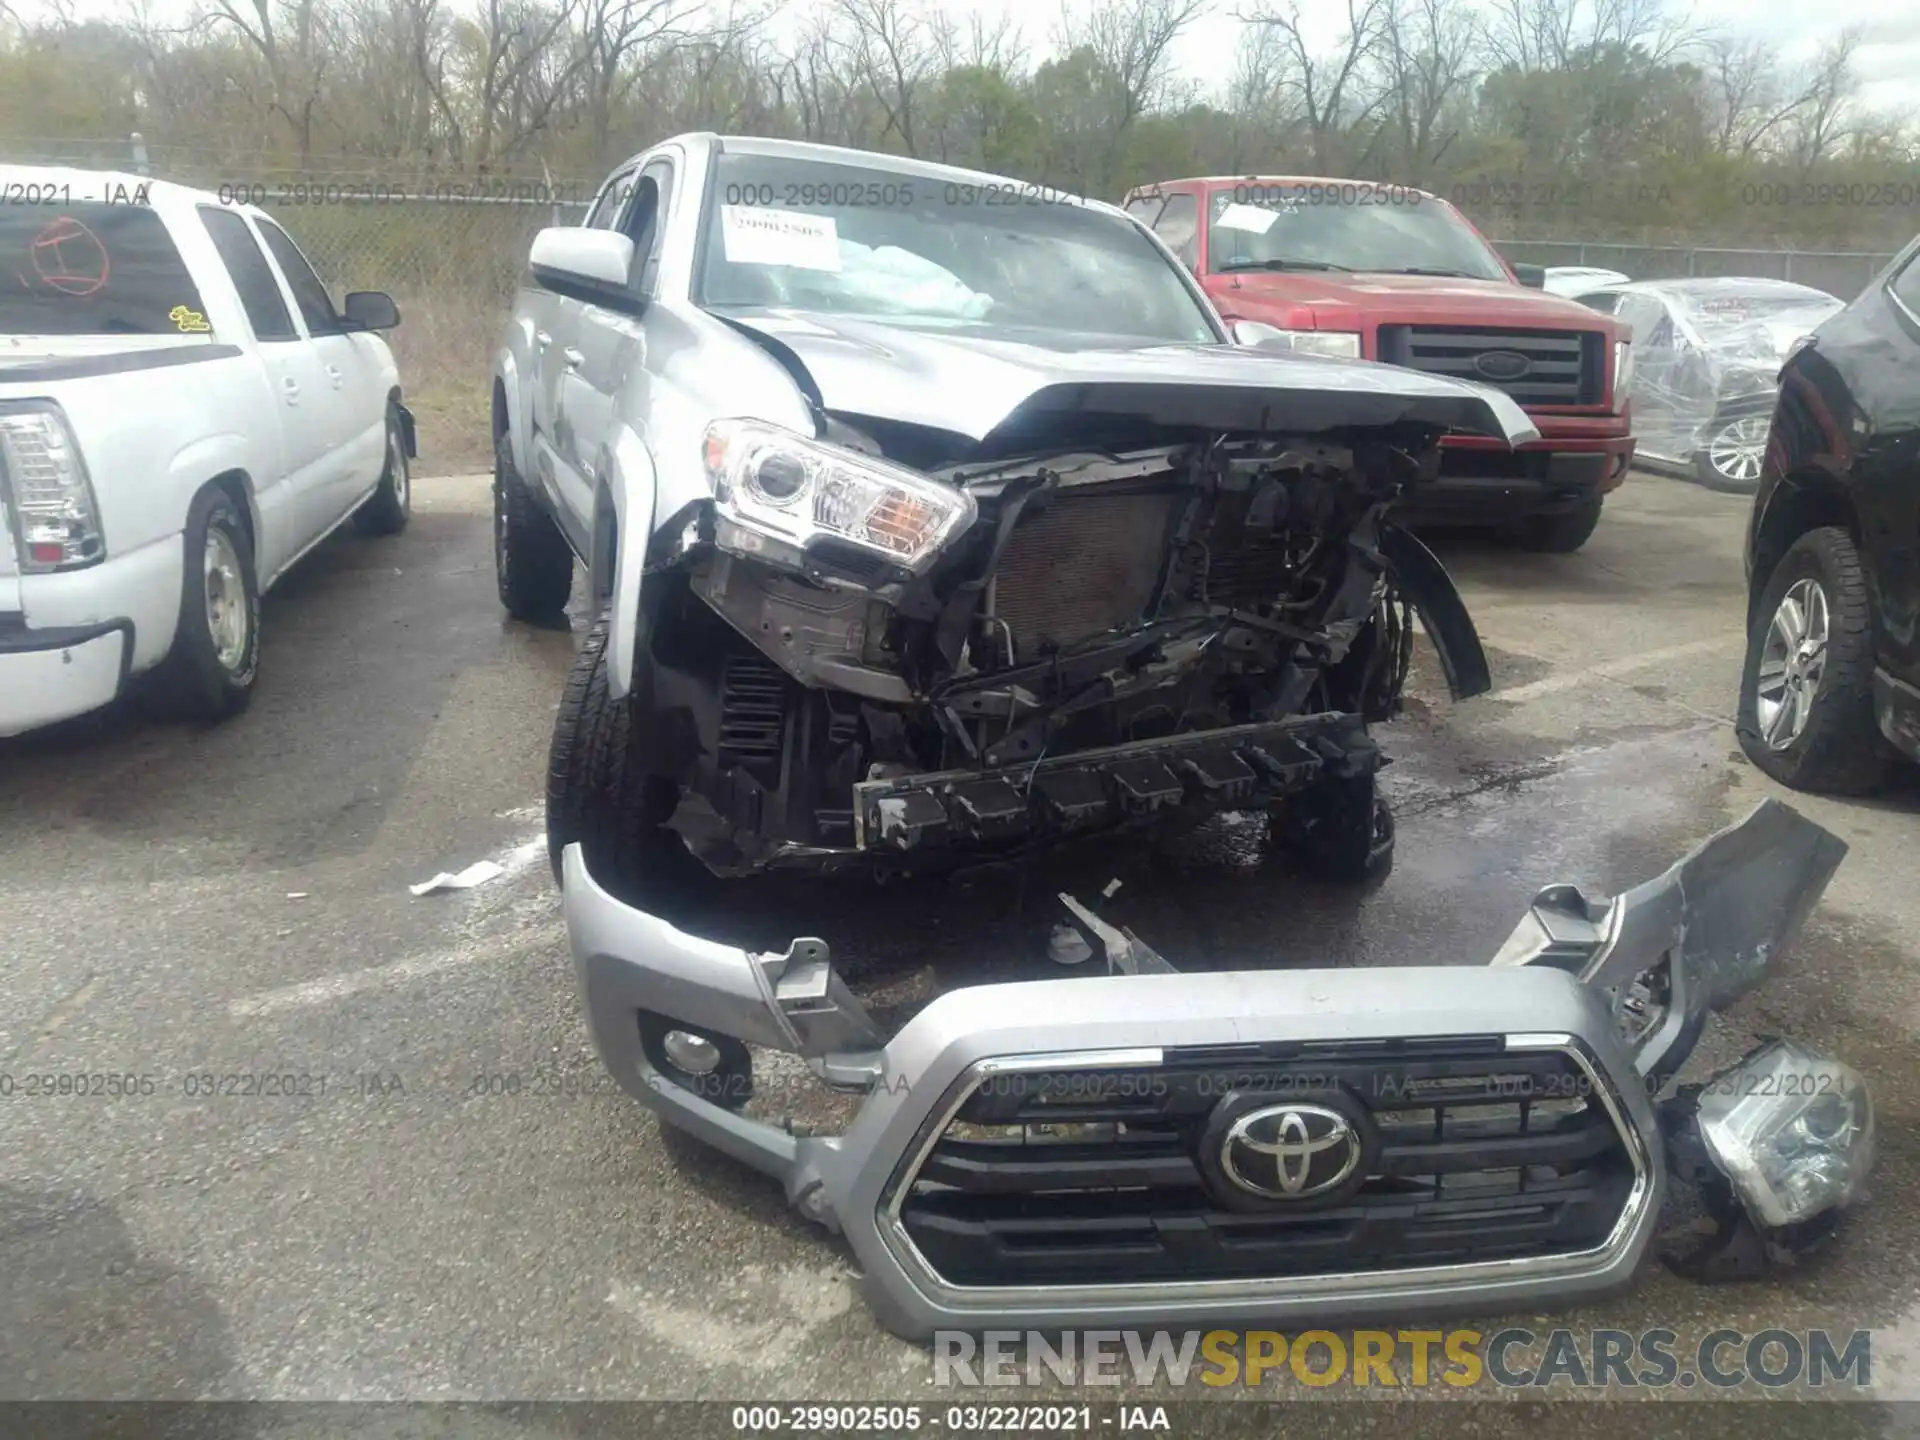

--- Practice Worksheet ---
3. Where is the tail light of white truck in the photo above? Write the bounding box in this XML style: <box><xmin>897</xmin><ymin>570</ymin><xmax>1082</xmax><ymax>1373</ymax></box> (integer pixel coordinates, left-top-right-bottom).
<box><xmin>0</xmin><ymin>402</ymin><xmax>104</xmax><ymax>572</ymax></box>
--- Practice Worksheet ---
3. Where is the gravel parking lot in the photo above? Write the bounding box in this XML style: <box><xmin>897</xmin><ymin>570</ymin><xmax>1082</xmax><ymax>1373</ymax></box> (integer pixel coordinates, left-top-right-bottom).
<box><xmin>3</xmin><ymin>470</ymin><xmax>1917</xmax><ymax>1430</ymax></box>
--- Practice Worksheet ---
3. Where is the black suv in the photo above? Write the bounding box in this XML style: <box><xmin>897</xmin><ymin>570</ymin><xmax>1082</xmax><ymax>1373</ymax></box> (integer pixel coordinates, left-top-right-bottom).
<box><xmin>1739</xmin><ymin>236</ymin><xmax>1920</xmax><ymax>792</ymax></box>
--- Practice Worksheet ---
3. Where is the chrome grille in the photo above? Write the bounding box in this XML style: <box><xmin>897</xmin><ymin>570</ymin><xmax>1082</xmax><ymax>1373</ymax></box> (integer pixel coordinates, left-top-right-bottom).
<box><xmin>1378</xmin><ymin>326</ymin><xmax>1603</xmax><ymax>406</ymax></box>
<box><xmin>889</xmin><ymin>1041</ymin><xmax>1641</xmax><ymax>1289</ymax></box>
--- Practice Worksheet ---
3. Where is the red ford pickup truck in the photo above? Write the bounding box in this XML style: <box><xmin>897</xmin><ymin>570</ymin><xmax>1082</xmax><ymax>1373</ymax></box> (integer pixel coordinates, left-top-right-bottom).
<box><xmin>1124</xmin><ymin>176</ymin><xmax>1635</xmax><ymax>552</ymax></box>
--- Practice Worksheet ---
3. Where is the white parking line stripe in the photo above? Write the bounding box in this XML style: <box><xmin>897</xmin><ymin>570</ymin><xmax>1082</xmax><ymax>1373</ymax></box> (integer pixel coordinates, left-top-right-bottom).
<box><xmin>1491</xmin><ymin>635</ymin><xmax>1741</xmax><ymax>704</ymax></box>
<box><xmin>230</xmin><ymin>923</ymin><xmax>564</xmax><ymax>1018</ymax></box>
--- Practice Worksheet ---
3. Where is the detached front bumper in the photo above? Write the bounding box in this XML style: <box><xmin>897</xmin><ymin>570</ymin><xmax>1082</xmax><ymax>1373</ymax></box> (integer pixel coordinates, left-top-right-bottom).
<box><xmin>564</xmin><ymin>844</ymin><xmax>1667</xmax><ymax>1340</ymax></box>
<box><xmin>564</xmin><ymin>799</ymin><xmax>1871</xmax><ymax>1340</ymax></box>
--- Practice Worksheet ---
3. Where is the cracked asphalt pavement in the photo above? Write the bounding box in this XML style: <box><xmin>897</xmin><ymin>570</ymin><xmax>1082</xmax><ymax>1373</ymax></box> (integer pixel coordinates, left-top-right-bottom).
<box><xmin>3</xmin><ymin>470</ymin><xmax>1917</xmax><ymax>1435</ymax></box>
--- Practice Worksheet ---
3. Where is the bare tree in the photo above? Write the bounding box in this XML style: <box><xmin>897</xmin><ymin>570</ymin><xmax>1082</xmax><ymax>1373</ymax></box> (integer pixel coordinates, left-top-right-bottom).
<box><xmin>1484</xmin><ymin>0</ymin><xmax>1689</xmax><ymax>71</ymax></box>
<box><xmin>832</xmin><ymin>0</ymin><xmax>939</xmax><ymax>155</ymax></box>
<box><xmin>1784</xmin><ymin>28</ymin><xmax>1863</xmax><ymax>169</ymax></box>
<box><xmin>1370</xmin><ymin>0</ymin><xmax>1480</xmax><ymax>178</ymax></box>
<box><xmin>1237</xmin><ymin>0</ymin><xmax>1388</xmax><ymax>171</ymax></box>
<box><xmin>204</xmin><ymin>0</ymin><xmax>338</xmax><ymax>162</ymax></box>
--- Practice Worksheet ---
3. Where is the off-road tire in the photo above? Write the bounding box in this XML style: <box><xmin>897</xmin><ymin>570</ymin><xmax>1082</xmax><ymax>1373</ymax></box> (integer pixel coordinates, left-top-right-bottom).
<box><xmin>353</xmin><ymin>404</ymin><xmax>412</xmax><ymax>536</ymax></box>
<box><xmin>147</xmin><ymin>487</ymin><xmax>261</xmax><ymax>722</ymax></box>
<box><xmin>1736</xmin><ymin>526</ymin><xmax>1891</xmax><ymax>795</ymax></box>
<box><xmin>1272</xmin><ymin>773</ymin><xmax>1395</xmax><ymax>884</ymax></box>
<box><xmin>1516</xmin><ymin>496</ymin><xmax>1604</xmax><ymax>554</ymax></box>
<box><xmin>545</xmin><ymin>610</ymin><xmax>684</xmax><ymax>895</ymax></box>
<box><xmin>494</xmin><ymin>427</ymin><xmax>572</xmax><ymax>622</ymax></box>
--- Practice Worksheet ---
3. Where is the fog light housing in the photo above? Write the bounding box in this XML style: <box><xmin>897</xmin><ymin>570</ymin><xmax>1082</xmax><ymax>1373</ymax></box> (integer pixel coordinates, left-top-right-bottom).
<box><xmin>1695</xmin><ymin>1039</ymin><xmax>1875</xmax><ymax>1228</ymax></box>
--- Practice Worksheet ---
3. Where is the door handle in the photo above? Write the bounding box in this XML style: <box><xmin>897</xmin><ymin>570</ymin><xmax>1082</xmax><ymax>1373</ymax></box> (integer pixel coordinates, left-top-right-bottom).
<box><xmin>324</xmin><ymin>364</ymin><xmax>344</xmax><ymax>389</ymax></box>
<box><xmin>535</xmin><ymin>331</ymin><xmax>552</xmax><ymax>351</ymax></box>
<box><xmin>562</xmin><ymin>347</ymin><xmax>585</xmax><ymax>370</ymax></box>
<box><xmin>281</xmin><ymin>376</ymin><xmax>300</xmax><ymax>405</ymax></box>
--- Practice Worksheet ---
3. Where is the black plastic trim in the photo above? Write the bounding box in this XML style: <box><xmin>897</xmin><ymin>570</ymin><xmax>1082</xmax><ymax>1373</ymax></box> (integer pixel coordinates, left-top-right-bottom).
<box><xmin>0</xmin><ymin>345</ymin><xmax>240</xmax><ymax>384</ymax></box>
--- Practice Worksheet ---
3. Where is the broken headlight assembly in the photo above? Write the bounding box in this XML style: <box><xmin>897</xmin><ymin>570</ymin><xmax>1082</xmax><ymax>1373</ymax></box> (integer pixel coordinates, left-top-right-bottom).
<box><xmin>703</xmin><ymin>418</ymin><xmax>976</xmax><ymax>576</ymax></box>
<box><xmin>1657</xmin><ymin>1039</ymin><xmax>1875</xmax><ymax>1279</ymax></box>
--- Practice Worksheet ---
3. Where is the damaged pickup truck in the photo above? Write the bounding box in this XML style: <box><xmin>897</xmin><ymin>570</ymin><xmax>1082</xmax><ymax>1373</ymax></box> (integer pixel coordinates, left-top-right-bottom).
<box><xmin>500</xmin><ymin>137</ymin><xmax>1876</xmax><ymax>1340</ymax></box>
<box><xmin>495</xmin><ymin>133</ymin><xmax>1532</xmax><ymax>889</ymax></box>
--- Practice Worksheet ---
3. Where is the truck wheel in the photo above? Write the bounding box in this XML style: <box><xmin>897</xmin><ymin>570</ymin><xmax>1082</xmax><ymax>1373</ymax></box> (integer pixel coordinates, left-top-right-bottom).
<box><xmin>1271</xmin><ymin>773</ymin><xmax>1395</xmax><ymax>884</ymax></box>
<box><xmin>494</xmin><ymin>428</ymin><xmax>572</xmax><ymax>622</ymax></box>
<box><xmin>1516</xmin><ymin>496</ymin><xmax>1604</xmax><ymax>554</ymax></box>
<box><xmin>147</xmin><ymin>487</ymin><xmax>260</xmax><ymax>722</ymax></box>
<box><xmin>545</xmin><ymin>610</ymin><xmax>686</xmax><ymax>897</ymax></box>
<box><xmin>1736</xmin><ymin>527</ymin><xmax>1891</xmax><ymax>795</ymax></box>
<box><xmin>352</xmin><ymin>406</ymin><xmax>412</xmax><ymax>536</ymax></box>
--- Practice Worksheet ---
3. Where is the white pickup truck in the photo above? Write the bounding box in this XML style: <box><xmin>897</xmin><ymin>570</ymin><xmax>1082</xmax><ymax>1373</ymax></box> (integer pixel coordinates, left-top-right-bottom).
<box><xmin>0</xmin><ymin>168</ymin><xmax>414</xmax><ymax>737</ymax></box>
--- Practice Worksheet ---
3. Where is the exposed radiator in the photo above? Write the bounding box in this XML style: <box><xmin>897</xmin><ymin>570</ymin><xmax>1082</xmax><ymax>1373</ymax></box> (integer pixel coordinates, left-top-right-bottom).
<box><xmin>990</xmin><ymin>490</ymin><xmax>1182</xmax><ymax>660</ymax></box>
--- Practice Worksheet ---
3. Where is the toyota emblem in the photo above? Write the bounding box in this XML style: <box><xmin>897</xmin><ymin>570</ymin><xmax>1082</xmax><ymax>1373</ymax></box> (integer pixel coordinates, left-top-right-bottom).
<box><xmin>1473</xmin><ymin>349</ymin><xmax>1531</xmax><ymax>381</ymax></box>
<box><xmin>1221</xmin><ymin>1103</ymin><xmax>1362</xmax><ymax>1199</ymax></box>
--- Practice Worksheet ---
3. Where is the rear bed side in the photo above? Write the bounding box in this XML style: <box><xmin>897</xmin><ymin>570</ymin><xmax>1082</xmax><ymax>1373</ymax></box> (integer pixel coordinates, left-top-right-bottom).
<box><xmin>0</xmin><ymin>170</ymin><xmax>285</xmax><ymax>694</ymax></box>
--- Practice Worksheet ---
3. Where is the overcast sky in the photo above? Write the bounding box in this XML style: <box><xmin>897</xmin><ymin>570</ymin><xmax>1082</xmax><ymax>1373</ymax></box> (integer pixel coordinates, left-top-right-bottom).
<box><xmin>30</xmin><ymin>0</ymin><xmax>1920</xmax><ymax>117</ymax></box>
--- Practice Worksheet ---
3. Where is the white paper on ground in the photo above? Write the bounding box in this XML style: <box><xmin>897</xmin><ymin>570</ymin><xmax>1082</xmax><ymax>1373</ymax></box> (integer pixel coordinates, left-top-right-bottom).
<box><xmin>1213</xmin><ymin>202</ymin><xmax>1281</xmax><ymax>235</ymax></box>
<box><xmin>721</xmin><ymin>206</ymin><xmax>843</xmax><ymax>271</ymax></box>
<box><xmin>409</xmin><ymin>860</ymin><xmax>505</xmax><ymax>896</ymax></box>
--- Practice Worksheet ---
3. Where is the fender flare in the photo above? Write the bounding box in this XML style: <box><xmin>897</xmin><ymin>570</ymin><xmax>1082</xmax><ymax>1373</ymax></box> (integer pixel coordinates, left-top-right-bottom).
<box><xmin>599</xmin><ymin>423</ymin><xmax>658</xmax><ymax>702</ymax></box>
<box><xmin>1380</xmin><ymin>522</ymin><xmax>1492</xmax><ymax>700</ymax></box>
<box><xmin>493</xmin><ymin>348</ymin><xmax>531</xmax><ymax>481</ymax></box>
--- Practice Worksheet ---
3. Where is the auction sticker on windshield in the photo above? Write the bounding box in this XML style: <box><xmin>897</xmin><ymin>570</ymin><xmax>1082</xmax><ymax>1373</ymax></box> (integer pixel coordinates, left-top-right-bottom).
<box><xmin>1213</xmin><ymin>202</ymin><xmax>1282</xmax><ymax>235</ymax></box>
<box><xmin>721</xmin><ymin>205</ymin><xmax>842</xmax><ymax>272</ymax></box>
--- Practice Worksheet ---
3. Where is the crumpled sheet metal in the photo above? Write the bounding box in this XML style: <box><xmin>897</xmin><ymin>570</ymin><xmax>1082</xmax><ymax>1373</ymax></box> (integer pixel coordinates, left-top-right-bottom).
<box><xmin>1493</xmin><ymin>799</ymin><xmax>1846</xmax><ymax>1078</ymax></box>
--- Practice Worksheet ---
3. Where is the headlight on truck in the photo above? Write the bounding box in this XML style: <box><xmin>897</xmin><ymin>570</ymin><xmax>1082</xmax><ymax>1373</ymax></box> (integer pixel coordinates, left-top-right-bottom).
<box><xmin>1262</xmin><ymin>329</ymin><xmax>1362</xmax><ymax>359</ymax></box>
<box><xmin>703</xmin><ymin>419</ymin><xmax>976</xmax><ymax>575</ymax></box>
<box><xmin>1613</xmin><ymin>340</ymin><xmax>1634</xmax><ymax>405</ymax></box>
<box><xmin>1693</xmin><ymin>1039</ymin><xmax>1875</xmax><ymax>1228</ymax></box>
<box><xmin>0</xmin><ymin>402</ymin><xmax>104</xmax><ymax>571</ymax></box>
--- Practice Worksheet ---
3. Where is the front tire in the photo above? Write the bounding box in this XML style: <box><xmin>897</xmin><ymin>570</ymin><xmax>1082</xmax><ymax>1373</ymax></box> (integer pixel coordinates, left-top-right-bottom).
<box><xmin>1515</xmin><ymin>496</ymin><xmax>1604</xmax><ymax>554</ymax></box>
<box><xmin>545</xmin><ymin>611</ymin><xmax>685</xmax><ymax>897</ymax></box>
<box><xmin>1271</xmin><ymin>773</ymin><xmax>1395</xmax><ymax>884</ymax></box>
<box><xmin>1736</xmin><ymin>526</ymin><xmax>1891</xmax><ymax>795</ymax></box>
<box><xmin>147</xmin><ymin>487</ymin><xmax>260</xmax><ymax>722</ymax></box>
<box><xmin>353</xmin><ymin>405</ymin><xmax>412</xmax><ymax>535</ymax></box>
<box><xmin>494</xmin><ymin>427</ymin><xmax>573</xmax><ymax>622</ymax></box>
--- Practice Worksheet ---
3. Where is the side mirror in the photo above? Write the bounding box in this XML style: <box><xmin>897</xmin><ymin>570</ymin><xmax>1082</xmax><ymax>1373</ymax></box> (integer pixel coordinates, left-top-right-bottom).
<box><xmin>1230</xmin><ymin>319</ymin><xmax>1288</xmax><ymax>348</ymax></box>
<box><xmin>341</xmin><ymin>291</ymin><xmax>400</xmax><ymax>331</ymax></box>
<box><xmin>528</xmin><ymin>227</ymin><xmax>639</xmax><ymax>311</ymax></box>
<box><xmin>1510</xmin><ymin>262</ymin><xmax>1547</xmax><ymax>289</ymax></box>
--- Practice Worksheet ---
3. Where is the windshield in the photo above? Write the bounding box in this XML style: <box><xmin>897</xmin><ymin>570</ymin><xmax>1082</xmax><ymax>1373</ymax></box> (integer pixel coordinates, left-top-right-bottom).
<box><xmin>1205</xmin><ymin>185</ymin><xmax>1508</xmax><ymax>281</ymax></box>
<box><xmin>694</xmin><ymin>152</ymin><xmax>1219</xmax><ymax>346</ymax></box>
<box><xmin>0</xmin><ymin>202</ymin><xmax>213</xmax><ymax>337</ymax></box>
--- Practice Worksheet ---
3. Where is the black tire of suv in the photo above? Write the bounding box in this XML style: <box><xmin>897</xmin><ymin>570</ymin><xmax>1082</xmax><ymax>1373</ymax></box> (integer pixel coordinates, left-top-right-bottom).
<box><xmin>545</xmin><ymin>609</ymin><xmax>685</xmax><ymax>895</ymax></box>
<box><xmin>1271</xmin><ymin>773</ymin><xmax>1395</xmax><ymax>884</ymax></box>
<box><xmin>494</xmin><ymin>428</ymin><xmax>572</xmax><ymax>622</ymax></box>
<box><xmin>1515</xmin><ymin>496</ymin><xmax>1604</xmax><ymax>554</ymax></box>
<box><xmin>146</xmin><ymin>487</ymin><xmax>261</xmax><ymax>722</ymax></box>
<box><xmin>352</xmin><ymin>405</ymin><xmax>412</xmax><ymax>536</ymax></box>
<box><xmin>1736</xmin><ymin>526</ymin><xmax>1891</xmax><ymax>795</ymax></box>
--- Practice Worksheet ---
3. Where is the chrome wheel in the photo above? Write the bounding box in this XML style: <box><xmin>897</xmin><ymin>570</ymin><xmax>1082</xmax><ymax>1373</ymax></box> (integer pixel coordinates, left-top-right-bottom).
<box><xmin>203</xmin><ymin>526</ymin><xmax>252</xmax><ymax>675</ymax></box>
<box><xmin>1707</xmin><ymin>415</ymin><xmax>1769</xmax><ymax>485</ymax></box>
<box><xmin>1755</xmin><ymin>577</ymin><xmax>1829</xmax><ymax>750</ymax></box>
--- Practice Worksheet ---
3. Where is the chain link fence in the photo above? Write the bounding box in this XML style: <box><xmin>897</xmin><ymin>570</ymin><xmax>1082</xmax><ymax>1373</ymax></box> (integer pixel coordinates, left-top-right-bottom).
<box><xmin>1494</xmin><ymin>239</ymin><xmax>1901</xmax><ymax>301</ymax></box>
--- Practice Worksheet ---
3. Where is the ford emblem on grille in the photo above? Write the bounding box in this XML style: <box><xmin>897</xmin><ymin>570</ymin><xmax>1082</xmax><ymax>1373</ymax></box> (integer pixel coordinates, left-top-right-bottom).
<box><xmin>1473</xmin><ymin>349</ymin><xmax>1532</xmax><ymax>381</ymax></box>
<box><xmin>1221</xmin><ymin>1103</ymin><xmax>1362</xmax><ymax>1199</ymax></box>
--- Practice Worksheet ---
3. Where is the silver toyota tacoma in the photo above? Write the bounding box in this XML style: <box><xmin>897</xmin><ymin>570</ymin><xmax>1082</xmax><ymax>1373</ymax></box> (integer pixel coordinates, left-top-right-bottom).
<box><xmin>492</xmin><ymin>134</ymin><xmax>1875</xmax><ymax>1340</ymax></box>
